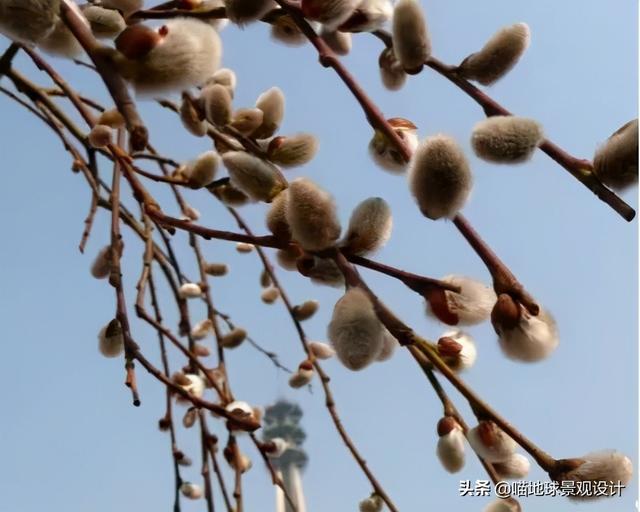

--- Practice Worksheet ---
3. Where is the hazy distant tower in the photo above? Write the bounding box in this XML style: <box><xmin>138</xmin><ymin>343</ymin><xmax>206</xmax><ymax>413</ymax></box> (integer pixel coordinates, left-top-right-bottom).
<box><xmin>263</xmin><ymin>400</ymin><xmax>308</xmax><ymax>512</ymax></box>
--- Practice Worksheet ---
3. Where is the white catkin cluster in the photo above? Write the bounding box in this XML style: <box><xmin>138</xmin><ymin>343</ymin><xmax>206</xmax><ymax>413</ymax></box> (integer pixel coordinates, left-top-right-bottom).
<box><xmin>116</xmin><ymin>19</ymin><xmax>222</xmax><ymax>94</ymax></box>
<box><xmin>328</xmin><ymin>287</ymin><xmax>385</xmax><ymax>370</ymax></box>
<box><xmin>437</xmin><ymin>330</ymin><xmax>477</xmax><ymax>372</ymax></box>
<box><xmin>593</xmin><ymin>119</ymin><xmax>639</xmax><ymax>191</ymax></box>
<box><xmin>471</xmin><ymin>116</ymin><xmax>544</xmax><ymax>164</ymax></box>
<box><xmin>392</xmin><ymin>0</ymin><xmax>431</xmax><ymax>73</ymax></box>
<box><xmin>458</xmin><ymin>23</ymin><xmax>531</xmax><ymax>86</ymax></box>
<box><xmin>495</xmin><ymin>306</ymin><xmax>559</xmax><ymax>362</ymax></box>
<box><xmin>427</xmin><ymin>275</ymin><xmax>496</xmax><ymax>325</ymax></box>
<box><xmin>286</xmin><ymin>178</ymin><xmax>341</xmax><ymax>251</ymax></box>
<box><xmin>408</xmin><ymin>135</ymin><xmax>473</xmax><ymax>219</ymax></box>
<box><xmin>342</xmin><ymin>197</ymin><xmax>393</xmax><ymax>255</ymax></box>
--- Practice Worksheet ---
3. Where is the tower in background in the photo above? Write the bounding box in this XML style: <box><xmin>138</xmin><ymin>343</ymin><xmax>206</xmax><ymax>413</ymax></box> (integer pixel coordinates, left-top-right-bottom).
<box><xmin>263</xmin><ymin>400</ymin><xmax>308</xmax><ymax>512</ymax></box>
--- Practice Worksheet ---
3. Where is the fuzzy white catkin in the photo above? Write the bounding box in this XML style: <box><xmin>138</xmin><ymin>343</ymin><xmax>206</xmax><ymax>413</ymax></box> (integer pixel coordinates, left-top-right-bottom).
<box><xmin>309</xmin><ymin>341</ymin><xmax>336</xmax><ymax>360</ymax></box>
<box><xmin>496</xmin><ymin>306</ymin><xmax>559</xmax><ymax>362</ymax></box>
<box><xmin>289</xmin><ymin>368</ymin><xmax>314</xmax><ymax>388</ymax></box>
<box><xmin>408</xmin><ymin>135</ymin><xmax>473</xmax><ymax>219</ymax></box>
<box><xmin>593</xmin><ymin>119</ymin><xmax>639</xmax><ymax>191</ymax></box>
<box><xmin>438</xmin><ymin>330</ymin><xmax>477</xmax><ymax>371</ymax></box>
<box><xmin>307</xmin><ymin>257</ymin><xmax>345</xmax><ymax>287</ymax></box>
<box><xmin>191</xmin><ymin>319</ymin><xmax>213</xmax><ymax>340</ymax></box>
<box><xmin>286</xmin><ymin>178</ymin><xmax>342</xmax><ymax>251</ymax></box>
<box><xmin>359</xmin><ymin>494</ymin><xmax>383</xmax><ymax>512</ymax></box>
<box><xmin>231</xmin><ymin>108</ymin><xmax>264</xmax><ymax>135</ymax></box>
<box><xmin>369</xmin><ymin>121</ymin><xmax>418</xmax><ymax>173</ymax></box>
<box><xmin>471</xmin><ymin>116</ymin><xmax>544</xmax><ymax>164</ymax></box>
<box><xmin>124</xmin><ymin>19</ymin><xmax>222</xmax><ymax>94</ymax></box>
<box><xmin>560</xmin><ymin>451</ymin><xmax>633</xmax><ymax>496</ymax></box>
<box><xmin>201</xmin><ymin>83</ymin><xmax>232</xmax><ymax>126</ymax></box>
<box><xmin>467</xmin><ymin>421</ymin><xmax>517</xmax><ymax>463</ymax></box>
<box><xmin>82</xmin><ymin>6</ymin><xmax>126</xmax><ymax>39</ymax></box>
<box><xmin>98</xmin><ymin>320</ymin><xmax>124</xmax><ymax>358</ymax></box>
<box><xmin>253</xmin><ymin>87</ymin><xmax>285</xmax><ymax>139</ymax></box>
<box><xmin>301</xmin><ymin>0</ymin><xmax>359</xmax><ymax>30</ymax></box>
<box><xmin>266</xmin><ymin>437</ymin><xmax>289</xmax><ymax>458</ymax></box>
<box><xmin>268</xmin><ymin>133</ymin><xmax>319</xmax><ymax>168</ymax></box>
<box><xmin>392</xmin><ymin>0</ymin><xmax>431</xmax><ymax>72</ymax></box>
<box><xmin>178</xmin><ymin>374</ymin><xmax>206</xmax><ymax>400</ymax></box>
<box><xmin>293</xmin><ymin>300</ymin><xmax>319</xmax><ymax>321</ymax></box>
<box><xmin>376</xmin><ymin>328</ymin><xmax>398</xmax><ymax>362</ymax></box>
<box><xmin>320</xmin><ymin>27</ymin><xmax>352</xmax><ymax>56</ymax></box>
<box><xmin>225</xmin><ymin>0</ymin><xmax>275</xmax><ymax>24</ymax></box>
<box><xmin>493</xmin><ymin>453</ymin><xmax>530</xmax><ymax>479</ymax></box>
<box><xmin>0</xmin><ymin>0</ymin><xmax>60</xmax><ymax>45</ymax></box>
<box><xmin>428</xmin><ymin>275</ymin><xmax>497</xmax><ymax>326</ymax></box>
<box><xmin>179</xmin><ymin>97</ymin><xmax>207</xmax><ymax>137</ymax></box>
<box><xmin>328</xmin><ymin>287</ymin><xmax>385</xmax><ymax>370</ymax></box>
<box><xmin>266</xmin><ymin>191</ymin><xmax>291</xmax><ymax>240</ymax></box>
<box><xmin>102</xmin><ymin>0</ymin><xmax>143</xmax><ymax>15</ymax></box>
<box><xmin>458</xmin><ymin>23</ymin><xmax>530</xmax><ymax>86</ymax></box>
<box><xmin>436</xmin><ymin>427</ymin><xmax>466</xmax><ymax>473</ymax></box>
<box><xmin>39</xmin><ymin>2</ymin><xmax>88</xmax><ymax>58</ymax></box>
<box><xmin>340</xmin><ymin>0</ymin><xmax>393</xmax><ymax>32</ymax></box>
<box><xmin>223</xmin><ymin>151</ymin><xmax>288</xmax><ymax>202</ymax></box>
<box><xmin>180</xmin><ymin>482</ymin><xmax>203</xmax><ymax>500</ymax></box>
<box><xmin>342</xmin><ymin>197</ymin><xmax>392</xmax><ymax>255</ymax></box>
<box><xmin>271</xmin><ymin>15</ymin><xmax>307</xmax><ymax>47</ymax></box>
<box><xmin>184</xmin><ymin>151</ymin><xmax>219</xmax><ymax>188</ymax></box>
<box><xmin>220</xmin><ymin>328</ymin><xmax>247</xmax><ymax>349</ymax></box>
<box><xmin>179</xmin><ymin>282</ymin><xmax>202</xmax><ymax>299</ymax></box>
<box><xmin>378</xmin><ymin>47</ymin><xmax>407</xmax><ymax>91</ymax></box>
<box><xmin>91</xmin><ymin>246</ymin><xmax>111</xmax><ymax>279</ymax></box>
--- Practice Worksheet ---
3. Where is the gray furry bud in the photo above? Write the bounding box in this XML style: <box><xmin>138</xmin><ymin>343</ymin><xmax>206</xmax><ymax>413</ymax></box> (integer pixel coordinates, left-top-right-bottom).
<box><xmin>369</xmin><ymin>118</ymin><xmax>418</xmax><ymax>173</ymax></box>
<box><xmin>180</xmin><ymin>96</ymin><xmax>207</xmax><ymax>137</ymax></box>
<box><xmin>436</xmin><ymin>417</ymin><xmax>466</xmax><ymax>473</ymax></box>
<box><xmin>225</xmin><ymin>0</ymin><xmax>275</xmax><ymax>25</ymax></box>
<box><xmin>306</xmin><ymin>257</ymin><xmax>345</xmax><ymax>287</ymax></box>
<box><xmin>328</xmin><ymin>287</ymin><xmax>385</xmax><ymax>370</ymax></box>
<box><xmin>215</xmin><ymin>183</ymin><xmax>250</xmax><ymax>206</ymax></box>
<box><xmin>458</xmin><ymin>23</ymin><xmax>530</xmax><ymax>86</ymax></box>
<box><xmin>101</xmin><ymin>0</ymin><xmax>143</xmax><ymax>15</ymax></box>
<box><xmin>376</xmin><ymin>328</ymin><xmax>398</xmax><ymax>362</ymax></box>
<box><xmin>392</xmin><ymin>0</ymin><xmax>431</xmax><ymax>73</ymax></box>
<box><xmin>271</xmin><ymin>14</ymin><xmax>307</xmax><ymax>47</ymax></box>
<box><xmin>426</xmin><ymin>275</ymin><xmax>496</xmax><ymax>326</ymax></box>
<box><xmin>236</xmin><ymin>242</ymin><xmax>254</xmax><ymax>253</ymax></box>
<box><xmin>208</xmin><ymin>68</ymin><xmax>237</xmax><ymax>98</ymax></box>
<box><xmin>221</xmin><ymin>328</ymin><xmax>247</xmax><ymax>349</ymax></box>
<box><xmin>293</xmin><ymin>300</ymin><xmax>319</xmax><ymax>321</ymax></box>
<box><xmin>593</xmin><ymin>119</ymin><xmax>638</xmax><ymax>191</ymax></box>
<box><xmin>91</xmin><ymin>245</ymin><xmax>112</xmax><ymax>279</ymax></box>
<box><xmin>97</xmin><ymin>109</ymin><xmax>125</xmax><ymax>130</ymax></box>
<box><xmin>222</xmin><ymin>151</ymin><xmax>288</xmax><ymax>202</ymax></box>
<box><xmin>82</xmin><ymin>5</ymin><xmax>126</xmax><ymax>39</ymax></box>
<box><xmin>301</xmin><ymin>0</ymin><xmax>359</xmax><ymax>30</ymax></box>
<box><xmin>359</xmin><ymin>494</ymin><xmax>383</xmax><ymax>512</ymax></box>
<box><xmin>180</xmin><ymin>482</ymin><xmax>203</xmax><ymax>500</ymax></box>
<box><xmin>202</xmin><ymin>84</ymin><xmax>233</xmax><ymax>126</ymax></box>
<box><xmin>116</xmin><ymin>19</ymin><xmax>222</xmax><ymax>94</ymax></box>
<box><xmin>378</xmin><ymin>47</ymin><xmax>407</xmax><ymax>91</ymax></box>
<box><xmin>342</xmin><ymin>197</ymin><xmax>392</xmax><ymax>255</ymax></box>
<box><xmin>39</xmin><ymin>2</ymin><xmax>87</xmax><ymax>58</ymax></box>
<box><xmin>408</xmin><ymin>135</ymin><xmax>473</xmax><ymax>219</ymax></box>
<box><xmin>88</xmin><ymin>125</ymin><xmax>113</xmax><ymax>149</ymax></box>
<box><xmin>231</xmin><ymin>108</ymin><xmax>264</xmax><ymax>135</ymax></box>
<box><xmin>179</xmin><ymin>282</ymin><xmax>203</xmax><ymax>299</ymax></box>
<box><xmin>468</xmin><ymin>420</ymin><xmax>517</xmax><ymax>463</ymax></box>
<box><xmin>286</xmin><ymin>178</ymin><xmax>341</xmax><ymax>251</ymax></box>
<box><xmin>266</xmin><ymin>191</ymin><xmax>291</xmax><ymax>241</ymax></box>
<box><xmin>204</xmin><ymin>262</ymin><xmax>229</xmax><ymax>277</ymax></box>
<box><xmin>339</xmin><ymin>0</ymin><xmax>392</xmax><ymax>33</ymax></box>
<box><xmin>261</xmin><ymin>287</ymin><xmax>280</xmax><ymax>304</ymax></box>
<box><xmin>253</xmin><ymin>87</ymin><xmax>285</xmax><ymax>139</ymax></box>
<box><xmin>471</xmin><ymin>116</ymin><xmax>544</xmax><ymax>163</ymax></box>
<box><xmin>320</xmin><ymin>27</ymin><xmax>352</xmax><ymax>56</ymax></box>
<box><xmin>493</xmin><ymin>453</ymin><xmax>531</xmax><ymax>480</ymax></box>
<box><xmin>183</xmin><ymin>151</ymin><xmax>219</xmax><ymax>188</ymax></box>
<box><xmin>191</xmin><ymin>319</ymin><xmax>212</xmax><ymax>340</ymax></box>
<box><xmin>309</xmin><ymin>341</ymin><xmax>335</xmax><ymax>359</ymax></box>
<box><xmin>267</xmin><ymin>133</ymin><xmax>319</xmax><ymax>168</ymax></box>
<box><xmin>98</xmin><ymin>319</ymin><xmax>124</xmax><ymax>358</ymax></box>
<box><xmin>494</xmin><ymin>302</ymin><xmax>559</xmax><ymax>362</ymax></box>
<box><xmin>0</xmin><ymin>0</ymin><xmax>60</xmax><ymax>45</ymax></box>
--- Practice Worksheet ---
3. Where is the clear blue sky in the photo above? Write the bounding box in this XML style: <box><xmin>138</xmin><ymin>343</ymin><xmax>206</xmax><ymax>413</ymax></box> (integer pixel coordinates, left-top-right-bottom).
<box><xmin>0</xmin><ymin>1</ymin><xmax>637</xmax><ymax>511</ymax></box>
